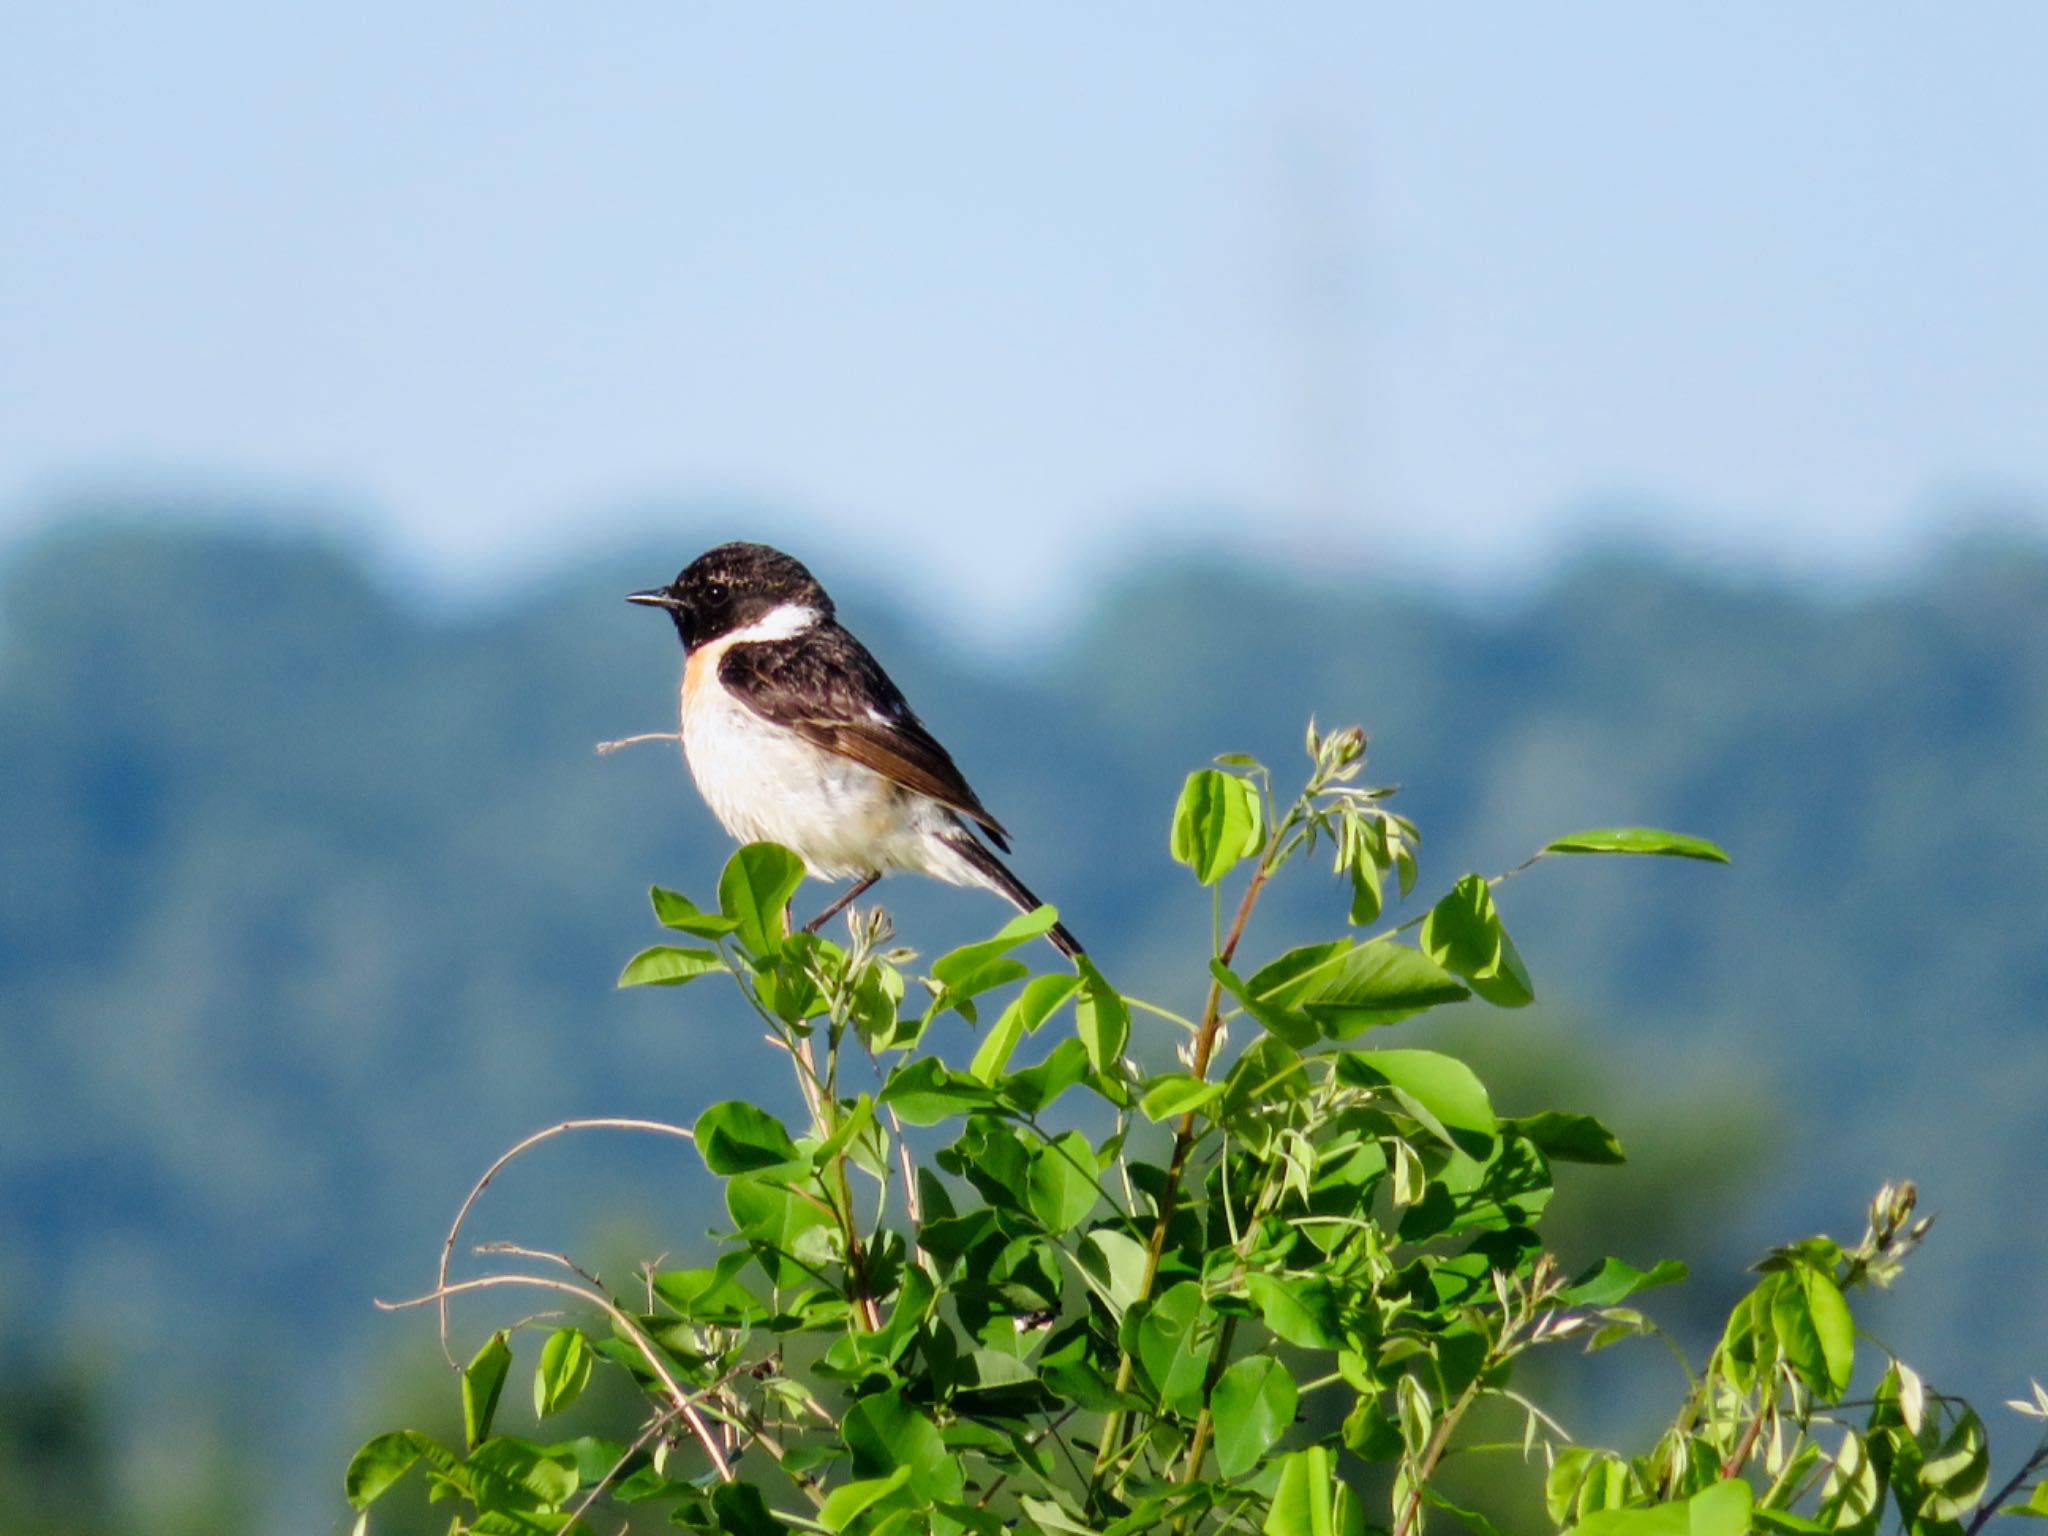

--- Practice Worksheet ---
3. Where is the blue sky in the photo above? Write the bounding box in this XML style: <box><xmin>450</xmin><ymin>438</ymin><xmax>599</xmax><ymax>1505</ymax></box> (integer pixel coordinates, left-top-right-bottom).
<box><xmin>3</xmin><ymin>3</ymin><xmax>2045</xmax><ymax>639</ymax></box>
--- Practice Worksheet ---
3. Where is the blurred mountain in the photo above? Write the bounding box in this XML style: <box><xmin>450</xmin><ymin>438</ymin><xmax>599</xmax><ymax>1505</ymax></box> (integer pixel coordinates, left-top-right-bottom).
<box><xmin>2</xmin><ymin>518</ymin><xmax>2044</xmax><ymax>1529</ymax></box>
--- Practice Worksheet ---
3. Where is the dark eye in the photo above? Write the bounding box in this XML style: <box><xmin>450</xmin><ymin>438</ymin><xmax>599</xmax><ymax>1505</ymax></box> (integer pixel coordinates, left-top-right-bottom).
<box><xmin>702</xmin><ymin>581</ymin><xmax>729</xmax><ymax>606</ymax></box>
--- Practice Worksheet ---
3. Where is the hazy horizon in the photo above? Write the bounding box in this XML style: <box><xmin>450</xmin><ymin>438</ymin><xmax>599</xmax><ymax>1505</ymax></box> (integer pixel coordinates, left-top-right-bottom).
<box><xmin>8</xmin><ymin>3</ymin><xmax>2046</xmax><ymax>642</ymax></box>
<box><xmin>8</xmin><ymin>482</ymin><xmax>2043</xmax><ymax>658</ymax></box>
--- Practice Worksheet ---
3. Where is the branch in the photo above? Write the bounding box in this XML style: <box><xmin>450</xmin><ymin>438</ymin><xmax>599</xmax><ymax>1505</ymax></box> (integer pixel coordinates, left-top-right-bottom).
<box><xmin>1090</xmin><ymin>842</ymin><xmax>1278</xmax><ymax>1499</ymax></box>
<box><xmin>559</xmin><ymin>1405</ymin><xmax>683</xmax><ymax>1535</ymax></box>
<box><xmin>1392</xmin><ymin>1378</ymin><xmax>1485</xmax><ymax>1536</ymax></box>
<box><xmin>381</xmin><ymin>1272</ymin><xmax>732</xmax><ymax>1483</ymax></box>
<box><xmin>594</xmin><ymin>732</ymin><xmax>681</xmax><ymax>755</ymax></box>
<box><xmin>435</xmin><ymin>1116</ymin><xmax>696</xmax><ymax>1365</ymax></box>
<box><xmin>1967</xmin><ymin>1439</ymin><xmax>2048</xmax><ymax>1536</ymax></box>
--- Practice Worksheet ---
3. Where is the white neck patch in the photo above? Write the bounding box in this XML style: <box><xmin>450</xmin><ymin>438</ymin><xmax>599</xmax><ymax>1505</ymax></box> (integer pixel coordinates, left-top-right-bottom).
<box><xmin>729</xmin><ymin>602</ymin><xmax>824</xmax><ymax>643</ymax></box>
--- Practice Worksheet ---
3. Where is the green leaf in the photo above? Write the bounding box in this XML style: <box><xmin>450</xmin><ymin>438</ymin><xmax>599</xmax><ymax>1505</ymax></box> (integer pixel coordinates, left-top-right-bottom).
<box><xmin>758</xmin><ymin>933</ymin><xmax>831</xmax><ymax>1023</ymax></box>
<box><xmin>712</xmin><ymin>1480</ymin><xmax>791</xmax><ymax>1535</ymax></box>
<box><xmin>880</xmin><ymin>1056</ymin><xmax>999</xmax><ymax>1125</ymax></box>
<box><xmin>1211</xmin><ymin>1353</ymin><xmax>1297</xmax><ymax>1478</ymax></box>
<box><xmin>1919</xmin><ymin>1408</ymin><xmax>1991</xmax><ymax>1522</ymax></box>
<box><xmin>1025</xmin><ymin>1130</ymin><xmax>1101</xmax><ymax>1234</ymax></box>
<box><xmin>1073</xmin><ymin>957</ymin><xmax>1129</xmax><ymax>1071</ymax></box>
<box><xmin>1170</xmin><ymin>768</ymin><xmax>1265</xmax><ymax>884</ymax></box>
<box><xmin>1247</xmin><ymin>1272</ymin><xmax>1340</xmax><ymax>1349</ymax></box>
<box><xmin>999</xmin><ymin>1037</ymin><xmax>1093</xmax><ymax>1114</ymax></box>
<box><xmin>961</xmin><ymin>1349</ymin><xmax>1038</xmax><ymax>1392</ymax></box>
<box><xmin>533</xmin><ymin>1327</ymin><xmax>592</xmax><ymax>1418</ymax></box>
<box><xmin>861</xmin><ymin>1266</ymin><xmax>936</xmax><ymax>1367</ymax></box>
<box><xmin>468</xmin><ymin>1436</ymin><xmax>579</xmax><ymax>1513</ymax></box>
<box><xmin>1770</xmin><ymin>1268</ymin><xmax>1854</xmax><ymax>1400</ymax></box>
<box><xmin>1301</xmin><ymin>943</ymin><xmax>1469</xmax><ymax>1036</ymax></box>
<box><xmin>1752</xmin><ymin>1512</ymin><xmax>1829</xmax><ymax>1536</ymax></box>
<box><xmin>1560</xmin><ymin>1256</ymin><xmax>1688</xmax><ymax>1306</ymax></box>
<box><xmin>811</xmin><ymin>1093</ymin><xmax>877</xmax><ymax>1171</ymax></box>
<box><xmin>1799</xmin><ymin>1268</ymin><xmax>1855</xmax><ymax>1401</ymax></box>
<box><xmin>818</xmin><ymin>1466</ymin><xmax>914</xmax><ymax>1532</ymax></box>
<box><xmin>1081</xmin><ymin>1228</ymin><xmax>1150</xmax><ymax>1316</ymax></box>
<box><xmin>1018</xmin><ymin>1495</ymin><xmax>1103</xmax><ymax>1535</ymax></box>
<box><xmin>718</xmin><ymin>842</ymin><xmax>807</xmax><ymax>955</ymax></box>
<box><xmin>1421</xmin><ymin>1489</ymin><xmax>1515</xmax><ymax>1536</ymax></box>
<box><xmin>462</xmin><ymin>1332</ymin><xmax>512</xmax><ymax>1449</ymax></box>
<box><xmin>843</xmin><ymin>1390</ymin><xmax>964</xmax><ymax>1503</ymax></box>
<box><xmin>1128</xmin><ymin>1281</ymin><xmax>1210</xmax><ymax>1416</ymax></box>
<box><xmin>1211</xmin><ymin>959</ymin><xmax>1318</xmax><ymax>1049</ymax></box>
<box><xmin>1820</xmin><ymin>1428</ymin><xmax>1882</xmax><ymax>1534</ymax></box>
<box><xmin>616</xmin><ymin>944</ymin><xmax>725</xmax><ymax>989</ymax></box>
<box><xmin>653</xmin><ymin>1252</ymin><xmax>768</xmax><ymax>1324</ymax></box>
<box><xmin>933</xmin><ymin>905</ymin><xmax>1061</xmax><ymax>992</ymax></box>
<box><xmin>1546</xmin><ymin>1448</ymin><xmax>1604</xmax><ymax>1525</ymax></box>
<box><xmin>970</xmin><ymin>973</ymin><xmax>1081</xmax><ymax>1083</ymax></box>
<box><xmin>1348</xmin><ymin>849</ymin><xmax>1383</xmax><ymax>926</ymax></box>
<box><xmin>2003</xmin><ymin>1481</ymin><xmax>2048</xmax><ymax>1520</ymax></box>
<box><xmin>727</xmin><ymin>1176</ymin><xmax>837</xmax><ymax>1287</ymax></box>
<box><xmin>694</xmin><ymin>1100</ymin><xmax>803</xmax><ymax>1175</ymax></box>
<box><xmin>1263</xmin><ymin>1445</ymin><xmax>1365</xmax><ymax>1536</ymax></box>
<box><xmin>1139</xmin><ymin>1073</ymin><xmax>1222</xmax><ymax>1122</ymax></box>
<box><xmin>1687</xmin><ymin>1479</ymin><xmax>1758</xmax><ymax>1536</ymax></box>
<box><xmin>1508</xmin><ymin>1110</ymin><xmax>1626</xmax><ymax>1164</ymax></box>
<box><xmin>1420</xmin><ymin>874</ymin><xmax>1535</xmax><ymax>1007</ymax></box>
<box><xmin>650</xmin><ymin>885</ymin><xmax>741</xmax><ymax>937</ymax></box>
<box><xmin>1244</xmin><ymin>941</ymin><xmax>1353</xmax><ymax>1007</ymax></box>
<box><xmin>345</xmin><ymin>1430</ymin><xmax>428</xmax><ymax>1508</ymax></box>
<box><xmin>1568</xmin><ymin>1478</ymin><xmax>1752</xmax><ymax>1536</ymax></box>
<box><xmin>1337</xmin><ymin>1048</ymin><xmax>1496</xmax><ymax>1137</ymax></box>
<box><xmin>1543</xmin><ymin>827</ymin><xmax>1730</xmax><ymax>863</ymax></box>
<box><xmin>548</xmin><ymin>1435</ymin><xmax>628</xmax><ymax>1489</ymax></box>
<box><xmin>1342</xmin><ymin>1398</ymin><xmax>1404</xmax><ymax>1461</ymax></box>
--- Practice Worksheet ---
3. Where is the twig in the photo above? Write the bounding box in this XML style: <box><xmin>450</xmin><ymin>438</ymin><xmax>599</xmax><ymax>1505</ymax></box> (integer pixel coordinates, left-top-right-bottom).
<box><xmin>558</xmin><ymin>1405</ymin><xmax>682</xmax><ymax>1535</ymax></box>
<box><xmin>1966</xmin><ymin>1440</ymin><xmax>2048</xmax><ymax>1536</ymax></box>
<box><xmin>382</xmin><ymin>1272</ymin><xmax>732</xmax><ymax>1482</ymax></box>
<box><xmin>594</xmin><ymin>732</ymin><xmax>681</xmax><ymax>755</ymax></box>
<box><xmin>435</xmin><ymin>1117</ymin><xmax>696</xmax><ymax>1366</ymax></box>
<box><xmin>1393</xmin><ymin>1378</ymin><xmax>1485</xmax><ymax>1536</ymax></box>
<box><xmin>1091</xmin><ymin>846</ymin><xmax>1276</xmax><ymax>1498</ymax></box>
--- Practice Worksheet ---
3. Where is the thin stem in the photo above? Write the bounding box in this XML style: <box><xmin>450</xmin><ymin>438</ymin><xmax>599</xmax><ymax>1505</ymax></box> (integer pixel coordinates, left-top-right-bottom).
<box><xmin>1392</xmin><ymin>1376</ymin><xmax>1485</xmax><ymax>1536</ymax></box>
<box><xmin>809</xmin><ymin>1044</ymin><xmax>883</xmax><ymax>1333</ymax></box>
<box><xmin>434</xmin><ymin>1117</ymin><xmax>696</xmax><ymax>1366</ymax></box>
<box><xmin>1178</xmin><ymin>1316</ymin><xmax>1241</xmax><ymax>1490</ymax></box>
<box><xmin>1966</xmin><ymin>1438</ymin><xmax>2048</xmax><ymax>1536</ymax></box>
<box><xmin>382</xmin><ymin>1273</ymin><xmax>732</xmax><ymax>1483</ymax></box>
<box><xmin>741</xmin><ymin>947</ymin><xmax>883</xmax><ymax>1333</ymax></box>
<box><xmin>558</xmin><ymin>1407</ymin><xmax>682</xmax><ymax>1534</ymax></box>
<box><xmin>1127</xmin><ymin>996</ymin><xmax>1203</xmax><ymax>1034</ymax></box>
<box><xmin>593</xmin><ymin>731</ymin><xmax>682</xmax><ymax>755</ymax></box>
<box><xmin>1361</xmin><ymin>847</ymin><xmax>1552</xmax><ymax>947</ymax></box>
<box><xmin>1718</xmin><ymin>1395</ymin><xmax>1771</xmax><ymax>1479</ymax></box>
<box><xmin>1090</xmin><ymin>820</ymin><xmax>1287</xmax><ymax>1506</ymax></box>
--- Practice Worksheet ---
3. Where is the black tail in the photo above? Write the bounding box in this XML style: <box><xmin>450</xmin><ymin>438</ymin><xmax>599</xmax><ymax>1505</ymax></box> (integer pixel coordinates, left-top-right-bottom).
<box><xmin>945</xmin><ymin>833</ymin><xmax>1085</xmax><ymax>960</ymax></box>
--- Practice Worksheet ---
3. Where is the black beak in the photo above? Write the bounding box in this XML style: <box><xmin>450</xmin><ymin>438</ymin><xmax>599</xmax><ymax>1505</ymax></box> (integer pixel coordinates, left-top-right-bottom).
<box><xmin>627</xmin><ymin>587</ymin><xmax>686</xmax><ymax>610</ymax></box>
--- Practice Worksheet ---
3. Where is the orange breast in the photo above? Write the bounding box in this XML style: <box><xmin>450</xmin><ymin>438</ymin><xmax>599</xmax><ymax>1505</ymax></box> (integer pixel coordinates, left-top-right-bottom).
<box><xmin>681</xmin><ymin>632</ymin><xmax>739</xmax><ymax>720</ymax></box>
<box><xmin>683</xmin><ymin>644</ymin><xmax>713</xmax><ymax>710</ymax></box>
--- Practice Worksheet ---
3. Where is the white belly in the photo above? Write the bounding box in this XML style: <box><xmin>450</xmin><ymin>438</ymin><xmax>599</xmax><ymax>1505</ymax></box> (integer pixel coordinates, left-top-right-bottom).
<box><xmin>680</xmin><ymin>671</ymin><xmax>974</xmax><ymax>885</ymax></box>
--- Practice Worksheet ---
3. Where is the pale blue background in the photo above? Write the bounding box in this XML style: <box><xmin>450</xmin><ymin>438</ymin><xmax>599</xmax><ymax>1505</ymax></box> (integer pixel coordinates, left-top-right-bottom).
<box><xmin>5</xmin><ymin>3</ymin><xmax>2045</xmax><ymax>641</ymax></box>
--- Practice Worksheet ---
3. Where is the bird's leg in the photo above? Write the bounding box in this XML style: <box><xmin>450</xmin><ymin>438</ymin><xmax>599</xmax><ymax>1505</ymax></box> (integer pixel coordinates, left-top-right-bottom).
<box><xmin>802</xmin><ymin>874</ymin><xmax>881</xmax><ymax>935</ymax></box>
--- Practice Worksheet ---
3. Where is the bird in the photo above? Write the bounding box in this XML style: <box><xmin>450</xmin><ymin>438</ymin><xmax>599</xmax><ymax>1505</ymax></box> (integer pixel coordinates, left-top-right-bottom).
<box><xmin>628</xmin><ymin>542</ymin><xmax>1083</xmax><ymax>959</ymax></box>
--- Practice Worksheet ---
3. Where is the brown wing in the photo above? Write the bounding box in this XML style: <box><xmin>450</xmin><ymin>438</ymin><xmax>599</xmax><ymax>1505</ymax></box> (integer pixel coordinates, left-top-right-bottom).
<box><xmin>718</xmin><ymin>626</ymin><xmax>1012</xmax><ymax>850</ymax></box>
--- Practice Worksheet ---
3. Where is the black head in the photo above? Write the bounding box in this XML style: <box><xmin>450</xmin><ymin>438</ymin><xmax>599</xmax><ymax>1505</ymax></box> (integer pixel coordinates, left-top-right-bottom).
<box><xmin>627</xmin><ymin>542</ymin><xmax>835</xmax><ymax>649</ymax></box>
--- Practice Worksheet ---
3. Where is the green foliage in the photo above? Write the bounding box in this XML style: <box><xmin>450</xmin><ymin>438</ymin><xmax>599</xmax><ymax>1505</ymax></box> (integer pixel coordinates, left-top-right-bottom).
<box><xmin>347</xmin><ymin>724</ymin><xmax>2046</xmax><ymax>1536</ymax></box>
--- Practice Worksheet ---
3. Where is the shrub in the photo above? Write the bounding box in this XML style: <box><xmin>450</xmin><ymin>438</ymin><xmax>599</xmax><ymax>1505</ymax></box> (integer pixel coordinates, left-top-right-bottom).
<box><xmin>346</xmin><ymin>724</ymin><xmax>2046</xmax><ymax>1535</ymax></box>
